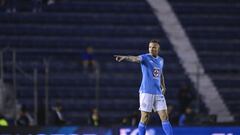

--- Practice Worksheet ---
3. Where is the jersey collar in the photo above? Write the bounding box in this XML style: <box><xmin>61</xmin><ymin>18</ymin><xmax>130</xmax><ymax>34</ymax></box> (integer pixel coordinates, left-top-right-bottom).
<box><xmin>148</xmin><ymin>53</ymin><xmax>159</xmax><ymax>59</ymax></box>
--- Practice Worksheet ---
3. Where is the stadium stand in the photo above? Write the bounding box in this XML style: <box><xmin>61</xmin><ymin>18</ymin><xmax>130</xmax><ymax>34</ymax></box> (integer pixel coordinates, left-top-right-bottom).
<box><xmin>1</xmin><ymin>0</ymin><xmax>230</xmax><ymax>125</ymax></box>
<box><xmin>169</xmin><ymin>0</ymin><xmax>240</xmax><ymax>121</ymax></box>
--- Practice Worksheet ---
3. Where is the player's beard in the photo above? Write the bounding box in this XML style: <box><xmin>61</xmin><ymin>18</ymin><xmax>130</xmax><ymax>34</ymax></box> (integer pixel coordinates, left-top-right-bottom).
<box><xmin>150</xmin><ymin>51</ymin><xmax>158</xmax><ymax>57</ymax></box>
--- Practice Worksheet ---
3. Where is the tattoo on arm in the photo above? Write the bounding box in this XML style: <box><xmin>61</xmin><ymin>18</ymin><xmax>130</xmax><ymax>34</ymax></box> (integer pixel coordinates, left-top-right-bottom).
<box><xmin>114</xmin><ymin>55</ymin><xmax>140</xmax><ymax>63</ymax></box>
<box><xmin>125</xmin><ymin>56</ymin><xmax>140</xmax><ymax>63</ymax></box>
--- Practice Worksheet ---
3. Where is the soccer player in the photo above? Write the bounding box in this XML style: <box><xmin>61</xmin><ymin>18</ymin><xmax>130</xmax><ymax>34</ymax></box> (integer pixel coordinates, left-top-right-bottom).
<box><xmin>114</xmin><ymin>40</ymin><xmax>173</xmax><ymax>135</ymax></box>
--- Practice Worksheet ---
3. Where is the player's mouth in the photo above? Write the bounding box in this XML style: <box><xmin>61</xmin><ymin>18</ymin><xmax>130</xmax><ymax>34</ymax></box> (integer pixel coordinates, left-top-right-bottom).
<box><xmin>150</xmin><ymin>50</ymin><xmax>156</xmax><ymax>53</ymax></box>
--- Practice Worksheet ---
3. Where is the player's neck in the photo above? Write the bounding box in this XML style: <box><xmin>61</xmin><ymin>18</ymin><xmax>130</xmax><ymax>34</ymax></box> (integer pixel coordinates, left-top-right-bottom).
<box><xmin>150</xmin><ymin>53</ymin><xmax>158</xmax><ymax>58</ymax></box>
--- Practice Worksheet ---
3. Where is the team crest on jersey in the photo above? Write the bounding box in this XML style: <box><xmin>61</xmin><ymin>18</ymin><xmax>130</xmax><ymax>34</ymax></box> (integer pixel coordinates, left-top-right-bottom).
<box><xmin>153</xmin><ymin>68</ymin><xmax>160</xmax><ymax>78</ymax></box>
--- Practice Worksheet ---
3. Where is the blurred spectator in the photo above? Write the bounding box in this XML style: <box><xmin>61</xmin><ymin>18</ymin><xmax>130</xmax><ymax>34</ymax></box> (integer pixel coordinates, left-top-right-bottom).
<box><xmin>0</xmin><ymin>113</ymin><xmax>8</xmax><ymax>126</ymax></box>
<box><xmin>130</xmin><ymin>111</ymin><xmax>138</xmax><ymax>126</ymax></box>
<box><xmin>50</xmin><ymin>102</ymin><xmax>66</xmax><ymax>126</ymax></box>
<box><xmin>121</xmin><ymin>112</ymin><xmax>138</xmax><ymax>126</ymax></box>
<box><xmin>178</xmin><ymin>84</ymin><xmax>194</xmax><ymax>113</ymax></box>
<box><xmin>167</xmin><ymin>105</ymin><xmax>179</xmax><ymax>125</ymax></box>
<box><xmin>16</xmin><ymin>105</ymin><xmax>34</xmax><ymax>126</ymax></box>
<box><xmin>178</xmin><ymin>106</ymin><xmax>195</xmax><ymax>126</ymax></box>
<box><xmin>6</xmin><ymin>0</ymin><xmax>16</xmax><ymax>13</ymax></box>
<box><xmin>121</xmin><ymin>116</ymin><xmax>130</xmax><ymax>126</ymax></box>
<box><xmin>0</xmin><ymin>0</ymin><xmax>5</xmax><ymax>7</ymax></box>
<box><xmin>82</xmin><ymin>46</ymin><xmax>98</xmax><ymax>74</ymax></box>
<box><xmin>32</xmin><ymin>0</ymin><xmax>42</xmax><ymax>12</ymax></box>
<box><xmin>88</xmin><ymin>108</ymin><xmax>100</xmax><ymax>127</ymax></box>
<box><xmin>47</xmin><ymin>0</ymin><xmax>55</xmax><ymax>5</ymax></box>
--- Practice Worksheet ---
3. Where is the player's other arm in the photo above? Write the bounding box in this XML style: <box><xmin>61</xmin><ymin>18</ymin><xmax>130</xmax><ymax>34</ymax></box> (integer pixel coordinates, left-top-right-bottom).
<box><xmin>114</xmin><ymin>55</ymin><xmax>140</xmax><ymax>63</ymax></box>
<box><xmin>161</xmin><ymin>73</ymin><xmax>166</xmax><ymax>95</ymax></box>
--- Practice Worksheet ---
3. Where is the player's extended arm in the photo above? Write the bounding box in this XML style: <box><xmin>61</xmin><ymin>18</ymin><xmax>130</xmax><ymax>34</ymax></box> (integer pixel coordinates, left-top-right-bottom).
<box><xmin>161</xmin><ymin>73</ymin><xmax>166</xmax><ymax>95</ymax></box>
<box><xmin>114</xmin><ymin>55</ymin><xmax>140</xmax><ymax>63</ymax></box>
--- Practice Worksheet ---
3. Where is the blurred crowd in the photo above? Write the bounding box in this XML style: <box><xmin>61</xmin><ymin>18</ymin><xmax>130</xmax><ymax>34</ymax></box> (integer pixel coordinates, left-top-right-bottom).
<box><xmin>0</xmin><ymin>83</ymin><xmax>216</xmax><ymax>127</ymax></box>
<box><xmin>0</xmin><ymin>0</ymin><xmax>61</xmax><ymax>13</ymax></box>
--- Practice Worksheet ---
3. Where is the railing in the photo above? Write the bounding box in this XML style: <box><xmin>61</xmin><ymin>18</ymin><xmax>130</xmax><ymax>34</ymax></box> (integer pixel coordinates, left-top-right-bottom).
<box><xmin>0</xmin><ymin>48</ymin><xmax>102</xmax><ymax>125</ymax></box>
<box><xmin>0</xmin><ymin>49</ymin><xmax>48</xmax><ymax>125</ymax></box>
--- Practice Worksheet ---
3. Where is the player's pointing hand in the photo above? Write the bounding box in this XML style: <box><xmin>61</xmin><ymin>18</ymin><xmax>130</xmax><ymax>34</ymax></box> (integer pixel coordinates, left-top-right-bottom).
<box><xmin>114</xmin><ymin>55</ymin><xmax>125</xmax><ymax>62</ymax></box>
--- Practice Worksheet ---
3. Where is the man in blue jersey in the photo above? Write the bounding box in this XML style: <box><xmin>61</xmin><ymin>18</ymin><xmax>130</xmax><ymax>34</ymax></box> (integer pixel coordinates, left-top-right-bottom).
<box><xmin>114</xmin><ymin>40</ymin><xmax>173</xmax><ymax>135</ymax></box>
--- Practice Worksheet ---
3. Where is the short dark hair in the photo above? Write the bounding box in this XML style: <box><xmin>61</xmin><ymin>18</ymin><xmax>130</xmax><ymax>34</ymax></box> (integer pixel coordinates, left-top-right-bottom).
<box><xmin>149</xmin><ymin>39</ymin><xmax>160</xmax><ymax>45</ymax></box>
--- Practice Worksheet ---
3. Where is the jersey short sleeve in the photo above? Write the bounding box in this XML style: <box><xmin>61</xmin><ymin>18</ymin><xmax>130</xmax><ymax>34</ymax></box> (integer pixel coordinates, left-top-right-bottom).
<box><xmin>138</xmin><ymin>54</ymin><xmax>146</xmax><ymax>63</ymax></box>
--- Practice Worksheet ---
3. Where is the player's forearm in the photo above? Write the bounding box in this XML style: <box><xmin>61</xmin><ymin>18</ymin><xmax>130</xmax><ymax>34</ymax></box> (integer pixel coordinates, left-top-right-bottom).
<box><xmin>123</xmin><ymin>56</ymin><xmax>140</xmax><ymax>63</ymax></box>
<box><xmin>161</xmin><ymin>81</ymin><xmax>166</xmax><ymax>89</ymax></box>
<box><xmin>161</xmin><ymin>75</ymin><xmax>166</xmax><ymax>95</ymax></box>
<box><xmin>161</xmin><ymin>74</ymin><xmax>166</xmax><ymax>90</ymax></box>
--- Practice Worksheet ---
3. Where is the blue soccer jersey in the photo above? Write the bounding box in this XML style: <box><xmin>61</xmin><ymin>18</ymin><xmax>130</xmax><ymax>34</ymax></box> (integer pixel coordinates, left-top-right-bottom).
<box><xmin>139</xmin><ymin>53</ymin><xmax>164</xmax><ymax>95</ymax></box>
